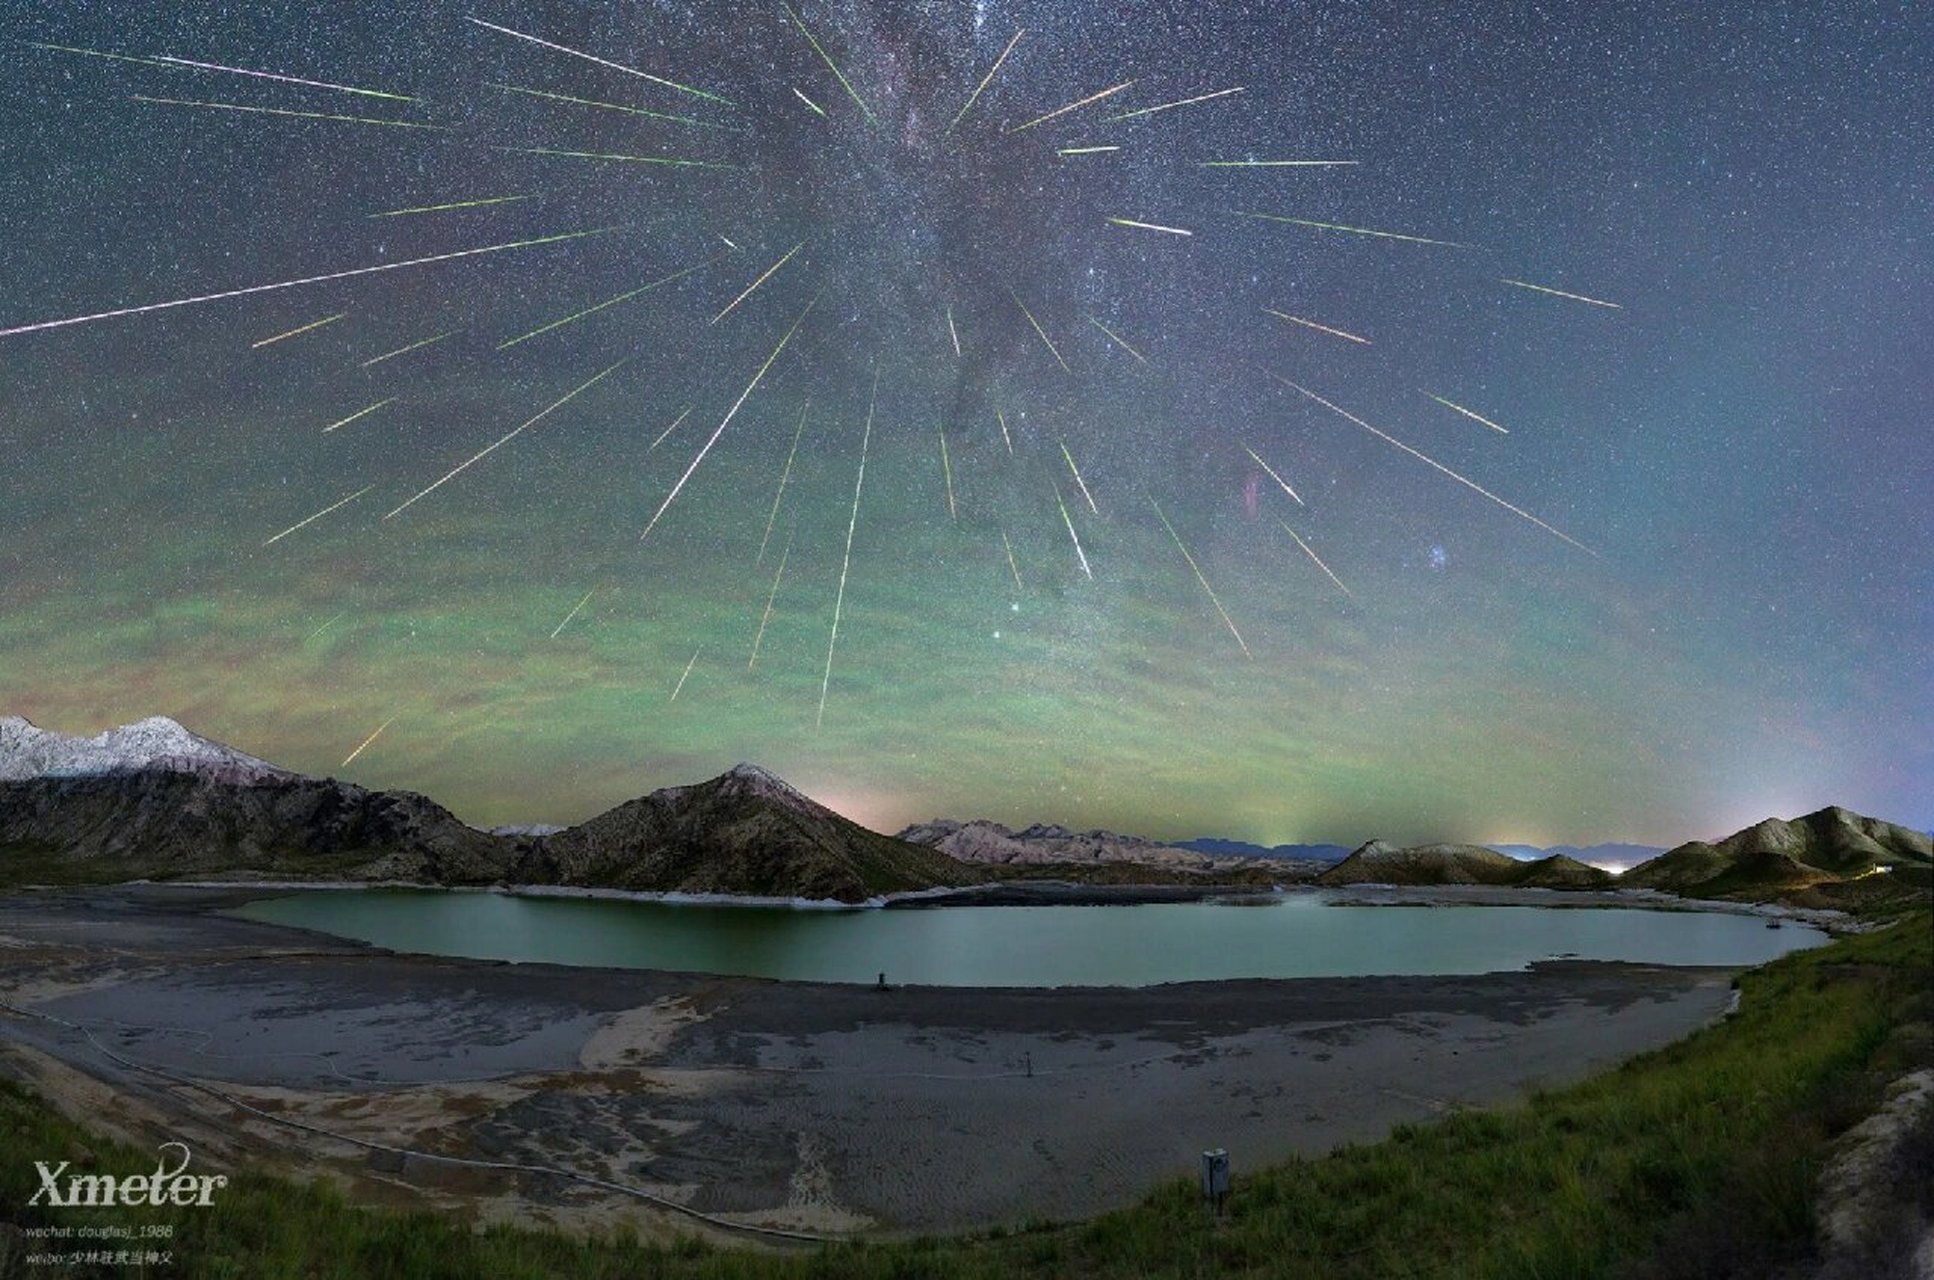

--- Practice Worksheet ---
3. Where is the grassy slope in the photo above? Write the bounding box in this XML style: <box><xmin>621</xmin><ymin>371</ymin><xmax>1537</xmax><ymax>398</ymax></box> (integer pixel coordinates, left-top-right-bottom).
<box><xmin>2</xmin><ymin>915</ymin><xmax>1928</xmax><ymax>1280</ymax></box>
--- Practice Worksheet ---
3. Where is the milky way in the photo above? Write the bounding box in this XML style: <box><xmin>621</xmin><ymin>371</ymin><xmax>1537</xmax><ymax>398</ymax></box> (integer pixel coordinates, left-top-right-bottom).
<box><xmin>1</xmin><ymin>2</ymin><xmax>1928</xmax><ymax>845</ymax></box>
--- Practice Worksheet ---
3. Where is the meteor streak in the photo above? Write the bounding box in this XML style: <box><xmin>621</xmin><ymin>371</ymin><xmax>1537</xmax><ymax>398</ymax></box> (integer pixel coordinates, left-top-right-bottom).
<box><xmin>758</xmin><ymin>403</ymin><xmax>808</xmax><ymax>564</ymax></box>
<box><xmin>320</xmin><ymin>398</ymin><xmax>394</xmax><ymax>434</ymax></box>
<box><xmin>465</xmin><ymin>18</ymin><xmax>737</xmax><ymax>107</ymax></box>
<box><xmin>1008</xmin><ymin>288</ymin><xmax>1069</xmax><ymax>372</ymax></box>
<box><xmin>252</xmin><ymin>312</ymin><xmax>345</xmax><ymax>348</ymax></box>
<box><xmin>262</xmin><ymin>484</ymin><xmax>372</xmax><ymax>546</ymax></box>
<box><xmin>1149</xmin><ymin>496</ymin><xmax>1249</xmax><ymax>657</ymax></box>
<box><xmin>711</xmin><ymin>242</ymin><xmax>803</xmax><ymax>324</ymax></box>
<box><xmin>496</xmin><ymin>146</ymin><xmax>740</xmax><ymax>171</ymax></box>
<box><xmin>670</xmin><ymin>648</ymin><xmax>701</xmax><ymax>702</ymax></box>
<box><xmin>749</xmin><ymin>535</ymin><xmax>791</xmax><ymax>668</ymax></box>
<box><xmin>150</xmin><ymin>54</ymin><xmax>416</xmax><ymax>101</ymax></box>
<box><xmin>0</xmin><ymin>226</ymin><xmax>620</xmax><ymax>340</ymax></box>
<box><xmin>1086</xmin><ymin>314</ymin><xmax>1148</xmax><ymax>363</ymax></box>
<box><xmin>792</xmin><ymin>86</ymin><xmax>826</xmax><ymax>117</ymax></box>
<box><xmin>549</xmin><ymin>587</ymin><xmax>597</xmax><ymax>639</ymax></box>
<box><xmin>947</xmin><ymin>26</ymin><xmax>1024</xmax><ymax>133</ymax></box>
<box><xmin>1200</xmin><ymin>158</ymin><xmax>1356</xmax><ymax>167</ymax></box>
<box><xmin>1058</xmin><ymin>145</ymin><xmax>1120</xmax><ymax>156</ymax></box>
<box><xmin>780</xmin><ymin>1</ymin><xmax>876</xmax><ymax>125</ymax></box>
<box><xmin>1008</xmin><ymin>79</ymin><xmax>1136</xmax><ymax>134</ymax></box>
<box><xmin>946</xmin><ymin>305</ymin><xmax>960</xmax><ymax>357</ymax></box>
<box><xmin>1107</xmin><ymin>86</ymin><xmax>1243</xmax><ymax>121</ymax></box>
<box><xmin>304</xmin><ymin>612</ymin><xmax>346</xmax><ymax>641</ymax></box>
<box><xmin>131</xmin><ymin>95</ymin><xmax>446</xmax><ymax>130</ymax></box>
<box><xmin>1234</xmin><ymin>211</ymin><xmax>1472</xmax><ymax>248</ymax></box>
<box><xmin>1264</xmin><ymin>307</ymin><xmax>1370</xmax><ymax>345</ymax></box>
<box><xmin>940</xmin><ymin>432</ymin><xmax>958</xmax><ymax>520</ymax></box>
<box><xmin>370</xmin><ymin>195</ymin><xmax>530</xmax><ymax>218</ymax></box>
<box><xmin>1500</xmin><ymin>277</ymin><xmax>1623</xmax><ymax>308</ymax></box>
<box><xmin>1061</xmin><ymin>442</ymin><xmax>1098</xmax><ymax>514</ymax></box>
<box><xmin>1053</xmin><ymin>482</ymin><xmax>1093</xmax><ymax>580</ymax></box>
<box><xmin>1242</xmin><ymin>444</ymin><xmax>1304</xmax><ymax>505</ymax></box>
<box><xmin>26</xmin><ymin>42</ymin><xmax>173</xmax><ymax>70</ymax></box>
<box><xmin>388</xmin><ymin>362</ymin><xmax>623</xmax><ymax>519</ymax></box>
<box><xmin>1280</xmin><ymin>522</ymin><xmax>1352</xmax><ymax>599</ymax></box>
<box><xmin>642</xmin><ymin>294</ymin><xmax>819</xmax><ymax>541</ymax></box>
<box><xmin>487</xmin><ymin>83</ymin><xmax>715</xmax><ymax>129</ymax></box>
<box><xmin>340</xmin><ymin>716</ymin><xmax>396</xmax><ymax>768</ymax></box>
<box><xmin>361</xmin><ymin>329</ymin><xmax>456</xmax><ymax>367</ymax></box>
<box><xmin>996</xmin><ymin>408</ymin><xmax>1014</xmax><ymax>456</ymax></box>
<box><xmin>1421</xmin><ymin>391</ymin><xmax>1509</xmax><ymax>434</ymax></box>
<box><xmin>1106</xmin><ymin>216</ymin><xmax>1192</xmax><ymax>237</ymax></box>
<box><xmin>1269</xmin><ymin>374</ymin><xmax>1594</xmax><ymax>555</ymax></box>
<box><xmin>1000</xmin><ymin>526</ymin><xmax>1023</xmax><ymax>589</ymax></box>
<box><xmin>819</xmin><ymin>368</ymin><xmax>877</xmax><ymax>730</ymax></box>
<box><xmin>649</xmin><ymin>405</ymin><xmax>692</xmax><ymax>451</ymax></box>
<box><xmin>498</xmin><ymin>254</ymin><xmax>723</xmax><ymax>350</ymax></box>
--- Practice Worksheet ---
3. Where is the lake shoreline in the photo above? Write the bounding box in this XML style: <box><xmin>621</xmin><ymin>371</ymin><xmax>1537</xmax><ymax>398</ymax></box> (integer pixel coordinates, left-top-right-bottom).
<box><xmin>0</xmin><ymin>883</ymin><xmax>1750</xmax><ymax>1237</ymax></box>
<box><xmin>82</xmin><ymin>873</ymin><xmax>1858</xmax><ymax>932</ymax></box>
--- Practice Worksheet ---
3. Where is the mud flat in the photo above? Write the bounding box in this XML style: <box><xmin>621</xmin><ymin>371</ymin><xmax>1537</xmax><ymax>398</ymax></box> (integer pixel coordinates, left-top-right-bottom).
<box><xmin>0</xmin><ymin>884</ymin><xmax>1740</xmax><ymax>1240</ymax></box>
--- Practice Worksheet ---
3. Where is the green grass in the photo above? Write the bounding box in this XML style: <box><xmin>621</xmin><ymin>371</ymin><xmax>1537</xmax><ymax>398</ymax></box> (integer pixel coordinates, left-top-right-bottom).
<box><xmin>3</xmin><ymin>915</ymin><xmax>1928</xmax><ymax>1279</ymax></box>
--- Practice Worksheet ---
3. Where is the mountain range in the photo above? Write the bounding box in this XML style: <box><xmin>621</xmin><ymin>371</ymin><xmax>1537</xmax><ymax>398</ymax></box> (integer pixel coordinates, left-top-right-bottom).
<box><xmin>1486</xmin><ymin>843</ymin><xmax>1665</xmax><ymax>869</ymax></box>
<box><xmin>0</xmin><ymin>716</ymin><xmax>975</xmax><ymax>902</ymax></box>
<box><xmin>2</xmin><ymin>715</ymin><xmax>1927</xmax><ymax>907</ymax></box>
<box><xmin>891</xmin><ymin>819</ymin><xmax>1328</xmax><ymax>874</ymax></box>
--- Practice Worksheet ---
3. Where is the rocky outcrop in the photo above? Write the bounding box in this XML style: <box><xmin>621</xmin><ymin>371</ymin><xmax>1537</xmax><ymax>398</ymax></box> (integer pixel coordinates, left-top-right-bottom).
<box><xmin>1810</xmin><ymin>1069</ymin><xmax>1934</xmax><ymax>1280</ymax></box>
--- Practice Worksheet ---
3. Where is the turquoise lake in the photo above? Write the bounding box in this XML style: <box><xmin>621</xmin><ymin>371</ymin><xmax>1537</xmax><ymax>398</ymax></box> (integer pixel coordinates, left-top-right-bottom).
<box><xmin>229</xmin><ymin>889</ymin><xmax>1830</xmax><ymax>987</ymax></box>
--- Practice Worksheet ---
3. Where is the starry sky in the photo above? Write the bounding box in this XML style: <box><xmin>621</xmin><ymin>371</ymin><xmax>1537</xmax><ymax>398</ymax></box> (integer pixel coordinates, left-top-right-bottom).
<box><xmin>1</xmin><ymin>1</ymin><xmax>1928</xmax><ymax>848</ymax></box>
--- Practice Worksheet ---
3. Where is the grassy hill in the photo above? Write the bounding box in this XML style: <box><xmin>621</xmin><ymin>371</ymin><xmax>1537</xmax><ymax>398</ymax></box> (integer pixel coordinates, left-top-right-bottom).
<box><xmin>1625</xmin><ymin>806</ymin><xmax>1932</xmax><ymax>902</ymax></box>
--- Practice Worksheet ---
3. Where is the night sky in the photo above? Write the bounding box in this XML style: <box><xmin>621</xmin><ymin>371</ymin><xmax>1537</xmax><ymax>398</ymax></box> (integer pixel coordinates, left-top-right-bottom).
<box><xmin>2</xmin><ymin>2</ymin><xmax>1928</xmax><ymax>847</ymax></box>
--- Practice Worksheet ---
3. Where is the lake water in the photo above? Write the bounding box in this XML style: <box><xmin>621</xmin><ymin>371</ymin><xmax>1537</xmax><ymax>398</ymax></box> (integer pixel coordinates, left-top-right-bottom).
<box><xmin>228</xmin><ymin>889</ymin><xmax>1829</xmax><ymax>987</ymax></box>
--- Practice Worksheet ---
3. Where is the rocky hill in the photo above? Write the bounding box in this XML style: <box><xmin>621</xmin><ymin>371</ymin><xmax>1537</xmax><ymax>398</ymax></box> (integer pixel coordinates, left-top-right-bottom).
<box><xmin>1315</xmin><ymin>841</ymin><xmax>1615</xmax><ymax>890</ymax></box>
<box><xmin>1622</xmin><ymin>807</ymin><xmax>1932</xmax><ymax>897</ymax></box>
<box><xmin>0</xmin><ymin>737</ymin><xmax>511</xmax><ymax>886</ymax></box>
<box><xmin>518</xmin><ymin>765</ymin><xmax>981</xmax><ymax>903</ymax></box>
<box><xmin>0</xmin><ymin>718</ymin><xmax>975</xmax><ymax>901</ymax></box>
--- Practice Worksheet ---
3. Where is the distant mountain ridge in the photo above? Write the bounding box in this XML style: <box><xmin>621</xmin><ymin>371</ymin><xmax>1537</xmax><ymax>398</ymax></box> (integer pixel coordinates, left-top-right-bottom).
<box><xmin>1315</xmin><ymin>841</ymin><xmax>1614</xmax><ymax>890</ymax></box>
<box><xmin>1488</xmin><ymin>842</ymin><xmax>1664</xmax><ymax>868</ymax></box>
<box><xmin>895</xmin><ymin>818</ymin><xmax>1235</xmax><ymax>871</ymax></box>
<box><xmin>893</xmin><ymin>819</ymin><xmax>1340</xmax><ymax>875</ymax></box>
<box><xmin>1176</xmin><ymin>837</ymin><xmax>1353</xmax><ymax>863</ymax></box>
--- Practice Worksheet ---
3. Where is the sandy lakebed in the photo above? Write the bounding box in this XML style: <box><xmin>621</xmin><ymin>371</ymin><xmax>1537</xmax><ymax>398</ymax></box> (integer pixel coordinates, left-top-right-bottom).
<box><xmin>0</xmin><ymin>883</ymin><xmax>1753</xmax><ymax>1245</ymax></box>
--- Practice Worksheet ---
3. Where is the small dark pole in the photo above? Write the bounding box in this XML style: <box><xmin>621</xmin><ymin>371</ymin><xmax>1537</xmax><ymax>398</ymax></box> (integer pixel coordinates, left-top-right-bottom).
<box><xmin>1200</xmin><ymin>1148</ymin><xmax>1230</xmax><ymax>1216</ymax></box>
<box><xmin>876</xmin><ymin>971</ymin><xmax>886</xmax><ymax>991</ymax></box>
<box><xmin>1024</xmin><ymin>1051</ymin><xmax>1033</xmax><ymax>1078</ymax></box>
